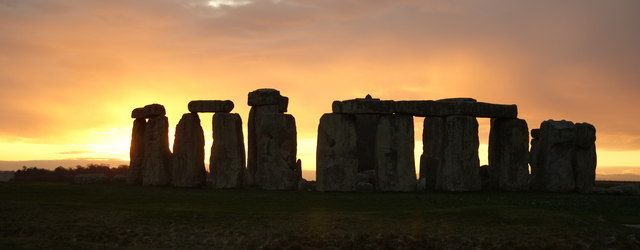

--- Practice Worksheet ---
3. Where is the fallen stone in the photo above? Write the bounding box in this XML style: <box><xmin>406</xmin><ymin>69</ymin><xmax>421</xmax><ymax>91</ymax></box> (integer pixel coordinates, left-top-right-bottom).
<box><xmin>436</xmin><ymin>115</ymin><xmax>481</xmax><ymax>192</ymax></box>
<box><xmin>131</xmin><ymin>104</ymin><xmax>166</xmax><ymax>119</ymax></box>
<box><xmin>210</xmin><ymin>113</ymin><xmax>246</xmax><ymax>189</ymax></box>
<box><xmin>188</xmin><ymin>100</ymin><xmax>234</xmax><ymax>113</ymax></box>
<box><xmin>394</xmin><ymin>100</ymin><xmax>517</xmax><ymax>118</ymax></box>
<box><xmin>332</xmin><ymin>95</ymin><xmax>395</xmax><ymax>114</ymax></box>
<box><xmin>375</xmin><ymin>115</ymin><xmax>416</xmax><ymax>192</ymax></box>
<box><xmin>127</xmin><ymin>118</ymin><xmax>146</xmax><ymax>185</ymax></box>
<box><xmin>573</xmin><ymin>123</ymin><xmax>597</xmax><ymax>193</ymax></box>
<box><xmin>316</xmin><ymin>113</ymin><xmax>358</xmax><ymax>192</ymax></box>
<box><xmin>531</xmin><ymin>120</ymin><xmax>576</xmax><ymax>192</ymax></box>
<box><xmin>142</xmin><ymin>116</ymin><xmax>172</xmax><ymax>186</ymax></box>
<box><xmin>253</xmin><ymin>113</ymin><xmax>299</xmax><ymax>190</ymax></box>
<box><xmin>420</xmin><ymin>117</ymin><xmax>445</xmax><ymax>190</ymax></box>
<box><xmin>488</xmin><ymin>118</ymin><xmax>530</xmax><ymax>191</ymax></box>
<box><xmin>171</xmin><ymin>113</ymin><xmax>206</xmax><ymax>188</ymax></box>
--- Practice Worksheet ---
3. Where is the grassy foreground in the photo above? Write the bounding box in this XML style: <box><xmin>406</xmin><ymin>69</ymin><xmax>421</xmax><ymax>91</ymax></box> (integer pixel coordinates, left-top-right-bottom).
<box><xmin>1</xmin><ymin>182</ymin><xmax>639</xmax><ymax>249</ymax></box>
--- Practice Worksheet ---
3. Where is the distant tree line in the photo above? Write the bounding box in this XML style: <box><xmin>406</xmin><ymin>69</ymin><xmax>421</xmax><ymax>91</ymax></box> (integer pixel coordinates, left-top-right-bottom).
<box><xmin>13</xmin><ymin>164</ymin><xmax>129</xmax><ymax>183</ymax></box>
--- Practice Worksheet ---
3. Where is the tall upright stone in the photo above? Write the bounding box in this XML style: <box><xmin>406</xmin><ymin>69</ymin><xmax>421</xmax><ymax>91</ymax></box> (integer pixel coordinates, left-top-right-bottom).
<box><xmin>316</xmin><ymin>113</ymin><xmax>358</xmax><ymax>192</ymax></box>
<box><xmin>171</xmin><ymin>113</ymin><xmax>206</xmax><ymax>188</ymax></box>
<box><xmin>375</xmin><ymin>115</ymin><xmax>416</xmax><ymax>192</ymax></box>
<box><xmin>419</xmin><ymin>117</ymin><xmax>445</xmax><ymax>190</ymax></box>
<box><xmin>436</xmin><ymin>115</ymin><xmax>481</xmax><ymax>192</ymax></box>
<box><xmin>573</xmin><ymin>123</ymin><xmax>597</xmax><ymax>193</ymax></box>
<box><xmin>355</xmin><ymin>114</ymin><xmax>380</xmax><ymax>172</ymax></box>
<box><xmin>210</xmin><ymin>113</ymin><xmax>246</xmax><ymax>189</ymax></box>
<box><xmin>531</xmin><ymin>120</ymin><xmax>576</xmax><ymax>192</ymax></box>
<box><xmin>142</xmin><ymin>115</ymin><xmax>172</xmax><ymax>186</ymax></box>
<box><xmin>254</xmin><ymin>113</ymin><xmax>299</xmax><ymax>190</ymax></box>
<box><xmin>128</xmin><ymin>118</ymin><xmax>146</xmax><ymax>185</ymax></box>
<box><xmin>246</xmin><ymin>88</ymin><xmax>287</xmax><ymax>186</ymax></box>
<box><xmin>488</xmin><ymin>118</ymin><xmax>529</xmax><ymax>191</ymax></box>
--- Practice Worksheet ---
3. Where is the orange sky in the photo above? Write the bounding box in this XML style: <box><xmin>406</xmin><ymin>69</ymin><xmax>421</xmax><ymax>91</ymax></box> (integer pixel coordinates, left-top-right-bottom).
<box><xmin>1</xmin><ymin>0</ymin><xmax>639</xmax><ymax>179</ymax></box>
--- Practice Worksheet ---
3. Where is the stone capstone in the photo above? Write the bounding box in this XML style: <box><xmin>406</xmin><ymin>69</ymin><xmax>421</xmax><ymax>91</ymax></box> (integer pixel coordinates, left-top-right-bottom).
<box><xmin>142</xmin><ymin>116</ymin><xmax>172</xmax><ymax>186</ymax></box>
<box><xmin>375</xmin><ymin>115</ymin><xmax>416</xmax><ymax>192</ymax></box>
<box><xmin>488</xmin><ymin>118</ymin><xmax>530</xmax><ymax>191</ymax></box>
<box><xmin>332</xmin><ymin>95</ymin><xmax>395</xmax><ymax>114</ymax></box>
<box><xmin>131</xmin><ymin>104</ymin><xmax>166</xmax><ymax>119</ymax></box>
<box><xmin>127</xmin><ymin>118</ymin><xmax>146</xmax><ymax>185</ymax></box>
<box><xmin>394</xmin><ymin>100</ymin><xmax>517</xmax><ymax>118</ymax></box>
<box><xmin>436</xmin><ymin>115</ymin><xmax>481</xmax><ymax>192</ymax></box>
<box><xmin>316</xmin><ymin>113</ymin><xmax>358</xmax><ymax>192</ymax></box>
<box><xmin>210</xmin><ymin>113</ymin><xmax>246</xmax><ymax>189</ymax></box>
<box><xmin>188</xmin><ymin>100</ymin><xmax>234</xmax><ymax>113</ymax></box>
<box><xmin>171</xmin><ymin>113</ymin><xmax>206</xmax><ymax>187</ymax></box>
<box><xmin>247</xmin><ymin>88</ymin><xmax>289</xmax><ymax>112</ymax></box>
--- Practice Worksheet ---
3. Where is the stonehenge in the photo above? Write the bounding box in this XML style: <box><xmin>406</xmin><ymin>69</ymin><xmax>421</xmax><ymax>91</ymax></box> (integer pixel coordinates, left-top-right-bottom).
<box><xmin>530</xmin><ymin>120</ymin><xmax>597</xmax><ymax>193</ymax></box>
<box><xmin>127</xmin><ymin>89</ymin><xmax>598</xmax><ymax>193</ymax></box>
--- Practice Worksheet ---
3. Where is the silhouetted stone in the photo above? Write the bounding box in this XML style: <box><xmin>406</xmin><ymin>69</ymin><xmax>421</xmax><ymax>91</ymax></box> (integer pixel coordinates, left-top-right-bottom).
<box><xmin>479</xmin><ymin>165</ymin><xmax>490</xmax><ymax>189</ymax></box>
<box><xmin>127</xmin><ymin>118</ymin><xmax>145</xmax><ymax>185</ymax></box>
<box><xmin>210</xmin><ymin>113</ymin><xmax>246</xmax><ymax>189</ymax></box>
<box><xmin>332</xmin><ymin>95</ymin><xmax>395</xmax><ymax>114</ymax></box>
<box><xmin>355</xmin><ymin>114</ymin><xmax>380</xmax><ymax>172</ymax></box>
<box><xmin>254</xmin><ymin>113</ymin><xmax>299</xmax><ymax>190</ymax></box>
<box><xmin>573</xmin><ymin>123</ymin><xmax>597</xmax><ymax>193</ymax></box>
<box><xmin>488</xmin><ymin>118</ymin><xmax>530</xmax><ymax>191</ymax></box>
<box><xmin>316</xmin><ymin>113</ymin><xmax>358</xmax><ymax>192</ymax></box>
<box><xmin>142</xmin><ymin>116</ymin><xmax>172</xmax><ymax>186</ymax></box>
<box><xmin>419</xmin><ymin>117</ymin><xmax>444</xmax><ymax>190</ymax></box>
<box><xmin>394</xmin><ymin>100</ymin><xmax>517</xmax><ymax>118</ymax></box>
<box><xmin>171</xmin><ymin>113</ymin><xmax>206</xmax><ymax>188</ymax></box>
<box><xmin>131</xmin><ymin>104</ymin><xmax>166</xmax><ymax>119</ymax></box>
<box><xmin>248</xmin><ymin>88</ymin><xmax>288</xmax><ymax>112</ymax></box>
<box><xmin>188</xmin><ymin>100</ymin><xmax>234</xmax><ymax>113</ymax></box>
<box><xmin>436</xmin><ymin>115</ymin><xmax>481</xmax><ymax>192</ymax></box>
<box><xmin>531</xmin><ymin>120</ymin><xmax>576</xmax><ymax>192</ymax></box>
<box><xmin>375</xmin><ymin>115</ymin><xmax>416</xmax><ymax>192</ymax></box>
<box><xmin>437</xmin><ymin>98</ymin><xmax>477</xmax><ymax>103</ymax></box>
<box><xmin>531</xmin><ymin>128</ymin><xmax>540</xmax><ymax>139</ymax></box>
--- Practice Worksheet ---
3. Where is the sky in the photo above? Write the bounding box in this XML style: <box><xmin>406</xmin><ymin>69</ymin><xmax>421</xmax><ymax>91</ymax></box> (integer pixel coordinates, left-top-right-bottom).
<box><xmin>1</xmin><ymin>0</ymin><xmax>639</xmax><ymax>180</ymax></box>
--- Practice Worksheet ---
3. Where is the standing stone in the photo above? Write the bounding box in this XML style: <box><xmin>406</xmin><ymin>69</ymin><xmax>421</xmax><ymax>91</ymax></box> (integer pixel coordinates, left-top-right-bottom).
<box><xmin>171</xmin><ymin>113</ymin><xmax>206</xmax><ymax>188</ymax></box>
<box><xmin>142</xmin><ymin>116</ymin><xmax>172</xmax><ymax>186</ymax></box>
<box><xmin>532</xmin><ymin>120</ymin><xmax>576</xmax><ymax>192</ymax></box>
<box><xmin>316</xmin><ymin>113</ymin><xmax>358</xmax><ymax>192</ymax></box>
<box><xmin>375</xmin><ymin>115</ymin><xmax>416</xmax><ymax>192</ymax></box>
<box><xmin>210</xmin><ymin>113</ymin><xmax>246</xmax><ymax>189</ymax></box>
<box><xmin>254</xmin><ymin>113</ymin><xmax>299</xmax><ymax>190</ymax></box>
<box><xmin>573</xmin><ymin>123</ymin><xmax>597</xmax><ymax>193</ymax></box>
<box><xmin>436</xmin><ymin>115</ymin><xmax>481</xmax><ymax>192</ymax></box>
<box><xmin>128</xmin><ymin>118</ymin><xmax>146</xmax><ymax>185</ymax></box>
<box><xmin>419</xmin><ymin>117</ymin><xmax>445</xmax><ymax>190</ymax></box>
<box><xmin>488</xmin><ymin>118</ymin><xmax>530</xmax><ymax>191</ymax></box>
<box><xmin>355</xmin><ymin>114</ymin><xmax>380</xmax><ymax>172</ymax></box>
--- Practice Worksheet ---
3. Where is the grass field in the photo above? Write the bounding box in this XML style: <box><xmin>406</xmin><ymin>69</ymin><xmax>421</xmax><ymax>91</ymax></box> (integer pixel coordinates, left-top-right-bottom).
<box><xmin>1</xmin><ymin>182</ymin><xmax>639</xmax><ymax>249</ymax></box>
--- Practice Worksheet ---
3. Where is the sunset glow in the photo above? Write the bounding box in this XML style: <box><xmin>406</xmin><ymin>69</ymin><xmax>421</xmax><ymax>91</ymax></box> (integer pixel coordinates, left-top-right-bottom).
<box><xmin>1</xmin><ymin>0</ymin><xmax>639</xmax><ymax>180</ymax></box>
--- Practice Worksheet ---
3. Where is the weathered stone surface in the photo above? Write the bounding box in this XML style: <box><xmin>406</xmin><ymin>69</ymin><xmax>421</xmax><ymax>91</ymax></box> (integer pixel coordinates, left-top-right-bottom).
<box><xmin>573</xmin><ymin>123</ymin><xmax>597</xmax><ymax>193</ymax></box>
<box><xmin>316</xmin><ymin>113</ymin><xmax>358</xmax><ymax>192</ymax></box>
<box><xmin>254</xmin><ymin>113</ymin><xmax>299</xmax><ymax>190</ymax></box>
<box><xmin>531</xmin><ymin>120</ymin><xmax>576</xmax><ymax>192</ymax></box>
<box><xmin>171</xmin><ymin>113</ymin><xmax>206</xmax><ymax>188</ymax></box>
<box><xmin>394</xmin><ymin>100</ymin><xmax>517</xmax><ymax>118</ymax></box>
<box><xmin>246</xmin><ymin>104</ymin><xmax>282</xmax><ymax>186</ymax></box>
<box><xmin>248</xmin><ymin>88</ymin><xmax>288</xmax><ymax>112</ymax></box>
<box><xmin>128</xmin><ymin>118</ymin><xmax>146</xmax><ymax>185</ymax></box>
<box><xmin>332</xmin><ymin>95</ymin><xmax>395</xmax><ymax>114</ymax></box>
<box><xmin>436</xmin><ymin>115</ymin><xmax>481</xmax><ymax>192</ymax></box>
<box><xmin>188</xmin><ymin>100</ymin><xmax>234</xmax><ymax>113</ymax></box>
<box><xmin>210</xmin><ymin>113</ymin><xmax>246</xmax><ymax>189</ymax></box>
<box><xmin>142</xmin><ymin>116</ymin><xmax>172</xmax><ymax>186</ymax></box>
<box><xmin>375</xmin><ymin>115</ymin><xmax>416</xmax><ymax>192</ymax></box>
<box><xmin>131</xmin><ymin>104</ymin><xmax>166</xmax><ymax>119</ymax></box>
<box><xmin>355</xmin><ymin>114</ymin><xmax>380</xmax><ymax>172</ymax></box>
<box><xmin>419</xmin><ymin>117</ymin><xmax>444</xmax><ymax>190</ymax></box>
<box><xmin>488</xmin><ymin>118</ymin><xmax>530</xmax><ymax>191</ymax></box>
